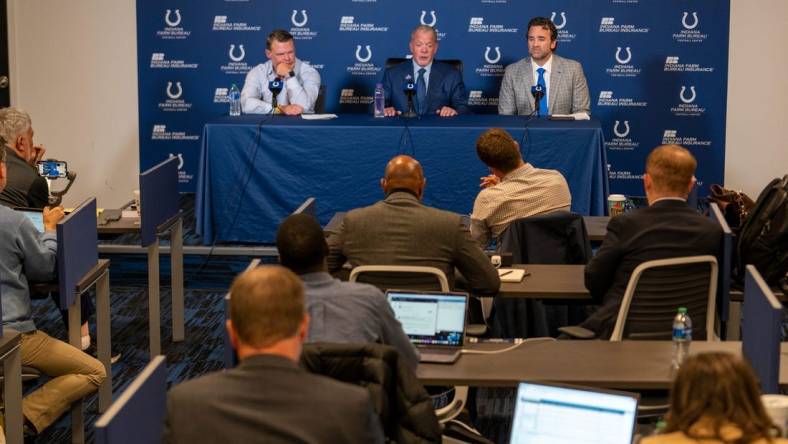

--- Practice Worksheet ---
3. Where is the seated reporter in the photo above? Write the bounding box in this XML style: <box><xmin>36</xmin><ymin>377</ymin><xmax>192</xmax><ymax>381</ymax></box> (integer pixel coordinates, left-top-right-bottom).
<box><xmin>0</xmin><ymin>146</ymin><xmax>106</xmax><ymax>437</ymax></box>
<box><xmin>643</xmin><ymin>353</ymin><xmax>787</xmax><ymax>444</ymax></box>
<box><xmin>380</xmin><ymin>25</ymin><xmax>469</xmax><ymax>117</ymax></box>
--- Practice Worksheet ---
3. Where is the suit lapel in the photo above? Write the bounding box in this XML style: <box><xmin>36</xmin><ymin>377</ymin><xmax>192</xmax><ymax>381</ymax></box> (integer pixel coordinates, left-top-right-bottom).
<box><xmin>548</xmin><ymin>55</ymin><xmax>563</xmax><ymax>115</ymax></box>
<box><xmin>524</xmin><ymin>58</ymin><xmax>535</xmax><ymax>113</ymax></box>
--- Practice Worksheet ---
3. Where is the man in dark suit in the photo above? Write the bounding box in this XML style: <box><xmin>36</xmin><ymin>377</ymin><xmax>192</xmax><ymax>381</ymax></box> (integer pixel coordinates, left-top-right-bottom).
<box><xmin>165</xmin><ymin>266</ymin><xmax>384</xmax><ymax>444</ymax></box>
<box><xmin>0</xmin><ymin>107</ymin><xmax>49</xmax><ymax>209</ymax></box>
<box><xmin>326</xmin><ymin>155</ymin><xmax>500</xmax><ymax>295</ymax></box>
<box><xmin>381</xmin><ymin>25</ymin><xmax>469</xmax><ymax>117</ymax></box>
<box><xmin>580</xmin><ymin>145</ymin><xmax>722</xmax><ymax>339</ymax></box>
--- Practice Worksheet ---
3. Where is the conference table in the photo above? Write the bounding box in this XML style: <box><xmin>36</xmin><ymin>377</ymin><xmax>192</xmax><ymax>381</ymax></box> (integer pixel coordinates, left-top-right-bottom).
<box><xmin>418</xmin><ymin>340</ymin><xmax>788</xmax><ymax>390</ymax></box>
<box><xmin>196</xmin><ymin>114</ymin><xmax>608</xmax><ymax>244</ymax></box>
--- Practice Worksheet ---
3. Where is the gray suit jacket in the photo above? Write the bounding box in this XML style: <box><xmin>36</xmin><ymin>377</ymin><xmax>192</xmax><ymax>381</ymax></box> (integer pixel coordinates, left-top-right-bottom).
<box><xmin>498</xmin><ymin>54</ymin><xmax>590</xmax><ymax>116</ymax></box>
<box><xmin>326</xmin><ymin>191</ymin><xmax>501</xmax><ymax>295</ymax></box>
<box><xmin>165</xmin><ymin>354</ymin><xmax>384</xmax><ymax>444</ymax></box>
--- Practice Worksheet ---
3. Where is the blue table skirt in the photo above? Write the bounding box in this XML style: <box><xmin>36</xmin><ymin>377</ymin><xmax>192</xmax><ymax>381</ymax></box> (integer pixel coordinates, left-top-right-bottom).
<box><xmin>196</xmin><ymin>114</ymin><xmax>608</xmax><ymax>245</ymax></box>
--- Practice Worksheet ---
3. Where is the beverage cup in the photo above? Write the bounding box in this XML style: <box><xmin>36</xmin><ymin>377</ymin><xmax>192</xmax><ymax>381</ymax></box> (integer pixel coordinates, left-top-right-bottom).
<box><xmin>608</xmin><ymin>194</ymin><xmax>627</xmax><ymax>217</ymax></box>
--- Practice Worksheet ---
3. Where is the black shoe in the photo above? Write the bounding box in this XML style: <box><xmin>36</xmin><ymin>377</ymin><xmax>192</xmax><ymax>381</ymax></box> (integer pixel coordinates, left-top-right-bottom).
<box><xmin>83</xmin><ymin>344</ymin><xmax>122</xmax><ymax>365</ymax></box>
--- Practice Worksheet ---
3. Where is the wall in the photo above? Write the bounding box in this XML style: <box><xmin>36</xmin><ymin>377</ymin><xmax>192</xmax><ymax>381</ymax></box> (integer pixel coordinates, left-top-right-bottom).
<box><xmin>6</xmin><ymin>0</ymin><xmax>787</xmax><ymax>206</ymax></box>
<box><xmin>725</xmin><ymin>0</ymin><xmax>788</xmax><ymax>196</ymax></box>
<box><xmin>7</xmin><ymin>0</ymin><xmax>139</xmax><ymax>208</ymax></box>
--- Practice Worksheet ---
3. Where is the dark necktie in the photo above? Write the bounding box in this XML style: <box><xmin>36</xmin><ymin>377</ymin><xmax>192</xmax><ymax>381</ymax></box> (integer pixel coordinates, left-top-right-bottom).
<box><xmin>416</xmin><ymin>67</ymin><xmax>427</xmax><ymax>115</ymax></box>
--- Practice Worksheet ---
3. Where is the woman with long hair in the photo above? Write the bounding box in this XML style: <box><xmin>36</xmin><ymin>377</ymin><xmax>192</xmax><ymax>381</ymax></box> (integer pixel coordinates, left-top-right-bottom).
<box><xmin>643</xmin><ymin>352</ymin><xmax>787</xmax><ymax>444</ymax></box>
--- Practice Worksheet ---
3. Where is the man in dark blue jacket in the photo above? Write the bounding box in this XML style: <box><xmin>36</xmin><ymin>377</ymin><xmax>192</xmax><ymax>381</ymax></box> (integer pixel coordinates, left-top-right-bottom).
<box><xmin>381</xmin><ymin>25</ymin><xmax>469</xmax><ymax>117</ymax></box>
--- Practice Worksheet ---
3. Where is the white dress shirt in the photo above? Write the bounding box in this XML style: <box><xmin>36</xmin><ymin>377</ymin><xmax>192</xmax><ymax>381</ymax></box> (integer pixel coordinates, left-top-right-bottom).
<box><xmin>240</xmin><ymin>59</ymin><xmax>321</xmax><ymax>114</ymax></box>
<box><xmin>530</xmin><ymin>55</ymin><xmax>553</xmax><ymax>109</ymax></box>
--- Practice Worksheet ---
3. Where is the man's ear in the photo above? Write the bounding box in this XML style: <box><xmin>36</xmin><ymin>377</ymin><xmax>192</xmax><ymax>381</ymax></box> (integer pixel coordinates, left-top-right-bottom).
<box><xmin>226</xmin><ymin>319</ymin><xmax>239</xmax><ymax>350</ymax></box>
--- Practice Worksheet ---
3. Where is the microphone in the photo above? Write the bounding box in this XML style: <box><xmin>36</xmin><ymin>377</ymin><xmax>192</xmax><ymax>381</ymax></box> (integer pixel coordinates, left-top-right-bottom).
<box><xmin>402</xmin><ymin>75</ymin><xmax>417</xmax><ymax>118</ymax></box>
<box><xmin>531</xmin><ymin>85</ymin><xmax>545</xmax><ymax>117</ymax></box>
<box><xmin>268</xmin><ymin>78</ymin><xmax>284</xmax><ymax>113</ymax></box>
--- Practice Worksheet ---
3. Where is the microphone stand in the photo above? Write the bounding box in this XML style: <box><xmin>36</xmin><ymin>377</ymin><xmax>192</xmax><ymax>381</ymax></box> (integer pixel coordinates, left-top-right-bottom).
<box><xmin>403</xmin><ymin>90</ymin><xmax>418</xmax><ymax>119</ymax></box>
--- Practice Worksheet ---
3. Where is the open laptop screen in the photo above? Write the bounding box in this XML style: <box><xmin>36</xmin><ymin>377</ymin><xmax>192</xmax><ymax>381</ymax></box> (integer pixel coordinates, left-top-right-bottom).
<box><xmin>510</xmin><ymin>381</ymin><xmax>638</xmax><ymax>444</ymax></box>
<box><xmin>386</xmin><ymin>291</ymin><xmax>467</xmax><ymax>346</ymax></box>
<box><xmin>15</xmin><ymin>208</ymin><xmax>45</xmax><ymax>233</ymax></box>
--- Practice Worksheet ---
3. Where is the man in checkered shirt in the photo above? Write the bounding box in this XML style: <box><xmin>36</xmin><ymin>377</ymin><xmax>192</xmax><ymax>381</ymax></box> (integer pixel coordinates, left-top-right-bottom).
<box><xmin>470</xmin><ymin>128</ymin><xmax>572</xmax><ymax>247</ymax></box>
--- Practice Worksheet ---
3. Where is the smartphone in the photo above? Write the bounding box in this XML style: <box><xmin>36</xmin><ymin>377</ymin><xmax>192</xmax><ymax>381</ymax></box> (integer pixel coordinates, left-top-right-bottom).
<box><xmin>36</xmin><ymin>160</ymin><xmax>68</xmax><ymax>178</ymax></box>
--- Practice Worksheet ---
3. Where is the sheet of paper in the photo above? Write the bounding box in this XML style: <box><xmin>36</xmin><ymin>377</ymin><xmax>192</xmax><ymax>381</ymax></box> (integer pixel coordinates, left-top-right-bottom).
<box><xmin>301</xmin><ymin>114</ymin><xmax>338</xmax><ymax>120</ymax></box>
<box><xmin>498</xmin><ymin>268</ymin><xmax>527</xmax><ymax>283</ymax></box>
<box><xmin>550</xmin><ymin>112</ymin><xmax>590</xmax><ymax>121</ymax></box>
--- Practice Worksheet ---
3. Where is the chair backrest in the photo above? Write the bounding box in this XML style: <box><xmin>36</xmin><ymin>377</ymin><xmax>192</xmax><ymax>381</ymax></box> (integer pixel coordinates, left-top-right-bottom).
<box><xmin>611</xmin><ymin>256</ymin><xmax>718</xmax><ymax>341</ymax></box>
<box><xmin>314</xmin><ymin>85</ymin><xmax>327</xmax><ymax>114</ymax></box>
<box><xmin>384</xmin><ymin>58</ymin><xmax>463</xmax><ymax>74</ymax></box>
<box><xmin>94</xmin><ymin>356</ymin><xmax>166</xmax><ymax>444</ymax></box>
<box><xmin>709</xmin><ymin>203</ymin><xmax>733</xmax><ymax>324</ymax></box>
<box><xmin>348</xmin><ymin>265</ymin><xmax>450</xmax><ymax>292</ymax></box>
<box><xmin>291</xmin><ymin>197</ymin><xmax>316</xmax><ymax>218</ymax></box>
<box><xmin>499</xmin><ymin>212</ymin><xmax>592</xmax><ymax>265</ymax></box>
<box><xmin>742</xmin><ymin>265</ymin><xmax>783</xmax><ymax>394</ymax></box>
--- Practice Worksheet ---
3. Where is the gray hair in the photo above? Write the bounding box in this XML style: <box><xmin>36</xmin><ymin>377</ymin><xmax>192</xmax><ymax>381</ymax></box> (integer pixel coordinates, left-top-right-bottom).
<box><xmin>410</xmin><ymin>25</ymin><xmax>438</xmax><ymax>43</ymax></box>
<box><xmin>0</xmin><ymin>107</ymin><xmax>32</xmax><ymax>145</ymax></box>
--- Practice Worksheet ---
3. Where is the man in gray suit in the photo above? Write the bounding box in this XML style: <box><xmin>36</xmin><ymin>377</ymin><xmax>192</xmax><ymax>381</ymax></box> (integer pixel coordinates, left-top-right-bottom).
<box><xmin>165</xmin><ymin>266</ymin><xmax>384</xmax><ymax>444</ymax></box>
<box><xmin>326</xmin><ymin>155</ymin><xmax>500</xmax><ymax>295</ymax></box>
<box><xmin>498</xmin><ymin>17</ymin><xmax>590</xmax><ymax>116</ymax></box>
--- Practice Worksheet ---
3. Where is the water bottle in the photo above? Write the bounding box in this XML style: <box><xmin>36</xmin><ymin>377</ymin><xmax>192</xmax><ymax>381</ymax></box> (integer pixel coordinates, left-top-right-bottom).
<box><xmin>671</xmin><ymin>307</ymin><xmax>692</xmax><ymax>372</ymax></box>
<box><xmin>373</xmin><ymin>83</ymin><xmax>385</xmax><ymax>118</ymax></box>
<box><xmin>229</xmin><ymin>84</ymin><xmax>241</xmax><ymax>116</ymax></box>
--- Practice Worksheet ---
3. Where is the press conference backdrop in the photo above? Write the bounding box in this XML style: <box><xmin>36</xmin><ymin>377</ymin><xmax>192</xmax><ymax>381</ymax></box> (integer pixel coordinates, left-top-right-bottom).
<box><xmin>137</xmin><ymin>0</ymin><xmax>729</xmax><ymax>197</ymax></box>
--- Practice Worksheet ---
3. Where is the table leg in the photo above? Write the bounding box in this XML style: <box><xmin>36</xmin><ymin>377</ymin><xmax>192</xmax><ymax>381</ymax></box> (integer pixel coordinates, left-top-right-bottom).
<box><xmin>148</xmin><ymin>241</ymin><xmax>161</xmax><ymax>357</ymax></box>
<box><xmin>96</xmin><ymin>270</ymin><xmax>112</xmax><ymax>412</ymax></box>
<box><xmin>67</xmin><ymin>295</ymin><xmax>84</xmax><ymax>443</ymax></box>
<box><xmin>3</xmin><ymin>345</ymin><xmax>23</xmax><ymax>444</ymax></box>
<box><xmin>171</xmin><ymin>218</ymin><xmax>184</xmax><ymax>342</ymax></box>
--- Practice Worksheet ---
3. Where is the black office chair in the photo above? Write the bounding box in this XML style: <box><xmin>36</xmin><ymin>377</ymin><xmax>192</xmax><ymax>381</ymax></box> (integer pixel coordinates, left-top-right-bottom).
<box><xmin>384</xmin><ymin>58</ymin><xmax>464</xmax><ymax>74</ymax></box>
<box><xmin>313</xmin><ymin>85</ymin><xmax>327</xmax><ymax>114</ymax></box>
<box><xmin>492</xmin><ymin>212</ymin><xmax>592</xmax><ymax>338</ymax></box>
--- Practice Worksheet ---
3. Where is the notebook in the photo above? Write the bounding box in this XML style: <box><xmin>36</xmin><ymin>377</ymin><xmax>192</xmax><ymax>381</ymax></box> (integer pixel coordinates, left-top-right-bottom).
<box><xmin>510</xmin><ymin>381</ymin><xmax>639</xmax><ymax>444</ymax></box>
<box><xmin>386</xmin><ymin>290</ymin><xmax>467</xmax><ymax>364</ymax></box>
<box><xmin>498</xmin><ymin>268</ymin><xmax>527</xmax><ymax>283</ymax></box>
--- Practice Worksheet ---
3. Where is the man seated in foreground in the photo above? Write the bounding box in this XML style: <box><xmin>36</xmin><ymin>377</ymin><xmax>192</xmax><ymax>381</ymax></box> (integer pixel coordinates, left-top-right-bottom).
<box><xmin>326</xmin><ymin>155</ymin><xmax>500</xmax><ymax>295</ymax></box>
<box><xmin>277</xmin><ymin>213</ymin><xmax>419</xmax><ymax>370</ymax></box>
<box><xmin>0</xmin><ymin>146</ymin><xmax>106</xmax><ymax>438</ymax></box>
<box><xmin>165</xmin><ymin>266</ymin><xmax>384</xmax><ymax>444</ymax></box>
<box><xmin>580</xmin><ymin>145</ymin><xmax>722</xmax><ymax>338</ymax></box>
<box><xmin>471</xmin><ymin>128</ymin><xmax>572</xmax><ymax>248</ymax></box>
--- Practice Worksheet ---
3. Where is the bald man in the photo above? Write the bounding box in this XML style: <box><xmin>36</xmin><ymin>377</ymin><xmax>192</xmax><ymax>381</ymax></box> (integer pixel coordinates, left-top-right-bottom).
<box><xmin>326</xmin><ymin>155</ymin><xmax>500</xmax><ymax>295</ymax></box>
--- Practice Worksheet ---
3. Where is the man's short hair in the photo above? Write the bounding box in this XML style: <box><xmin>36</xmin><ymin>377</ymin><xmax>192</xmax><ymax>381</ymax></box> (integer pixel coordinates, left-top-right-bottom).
<box><xmin>0</xmin><ymin>107</ymin><xmax>32</xmax><ymax>145</ymax></box>
<box><xmin>276</xmin><ymin>214</ymin><xmax>328</xmax><ymax>275</ymax></box>
<box><xmin>476</xmin><ymin>128</ymin><xmax>522</xmax><ymax>173</ymax></box>
<box><xmin>0</xmin><ymin>140</ymin><xmax>6</xmax><ymax>163</ymax></box>
<box><xmin>411</xmin><ymin>25</ymin><xmax>438</xmax><ymax>42</ymax></box>
<box><xmin>527</xmin><ymin>17</ymin><xmax>558</xmax><ymax>42</ymax></box>
<box><xmin>646</xmin><ymin>144</ymin><xmax>697</xmax><ymax>195</ymax></box>
<box><xmin>266</xmin><ymin>29</ymin><xmax>294</xmax><ymax>50</ymax></box>
<box><xmin>229</xmin><ymin>265</ymin><xmax>304</xmax><ymax>348</ymax></box>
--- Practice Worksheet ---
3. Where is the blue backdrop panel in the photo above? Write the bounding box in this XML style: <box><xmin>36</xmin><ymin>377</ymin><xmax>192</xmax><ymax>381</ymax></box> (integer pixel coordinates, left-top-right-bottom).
<box><xmin>196</xmin><ymin>115</ymin><xmax>605</xmax><ymax>244</ymax></box>
<box><xmin>742</xmin><ymin>266</ymin><xmax>782</xmax><ymax>395</ymax></box>
<box><xmin>95</xmin><ymin>356</ymin><xmax>166</xmax><ymax>444</ymax></box>
<box><xmin>57</xmin><ymin>198</ymin><xmax>98</xmax><ymax>309</ymax></box>
<box><xmin>137</xmin><ymin>0</ymin><xmax>729</xmax><ymax>199</ymax></box>
<box><xmin>140</xmin><ymin>157</ymin><xmax>180</xmax><ymax>247</ymax></box>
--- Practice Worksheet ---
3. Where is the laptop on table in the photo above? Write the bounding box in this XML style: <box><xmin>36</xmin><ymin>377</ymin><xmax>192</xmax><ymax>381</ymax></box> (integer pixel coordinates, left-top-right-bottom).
<box><xmin>510</xmin><ymin>381</ymin><xmax>639</xmax><ymax>444</ymax></box>
<box><xmin>386</xmin><ymin>290</ymin><xmax>468</xmax><ymax>364</ymax></box>
<box><xmin>14</xmin><ymin>207</ymin><xmax>45</xmax><ymax>233</ymax></box>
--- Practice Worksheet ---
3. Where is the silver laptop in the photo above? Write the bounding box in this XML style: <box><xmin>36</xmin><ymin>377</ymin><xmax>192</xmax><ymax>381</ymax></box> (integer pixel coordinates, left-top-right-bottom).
<box><xmin>14</xmin><ymin>207</ymin><xmax>45</xmax><ymax>233</ymax></box>
<box><xmin>386</xmin><ymin>290</ymin><xmax>467</xmax><ymax>364</ymax></box>
<box><xmin>510</xmin><ymin>381</ymin><xmax>639</xmax><ymax>444</ymax></box>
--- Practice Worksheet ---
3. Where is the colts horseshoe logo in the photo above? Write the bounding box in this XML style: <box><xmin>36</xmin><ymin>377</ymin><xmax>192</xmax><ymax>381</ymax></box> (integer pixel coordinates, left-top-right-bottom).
<box><xmin>165</xmin><ymin>9</ymin><xmax>181</xmax><ymax>27</ymax></box>
<box><xmin>550</xmin><ymin>12</ymin><xmax>567</xmax><ymax>30</ymax></box>
<box><xmin>420</xmin><ymin>10</ymin><xmax>437</xmax><ymax>27</ymax></box>
<box><xmin>682</xmin><ymin>12</ymin><xmax>699</xmax><ymax>30</ymax></box>
<box><xmin>229</xmin><ymin>44</ymin><xmax>245</xmax><ymax>62</ymax></box>
<box><xmin>168</xmin><ymin>153</ymin><xmax>184</xmax><ymax>170</ymax></box>
<box><xmin>355</xmin><ymin>45</ymin><xmax>372</xmax><ymax>63</ymax></box>
<box><xmin>679</xmin><ymin>86</ymin><xmax>696</xmax><ymax>104</ymax></box>
<box><xmin>484</xmin><ymin>46</ymin><xmax>501</xmax><ymax>64</ymax></box>
<box><xmin>291</xmin><ymin>10</ymin><xmax>308</xmax><ymax>27</ymax></box>
<box><xmin>615</xmin><ymin>47</ymin><xmax>632</xmax><ymax>64</ymax></box>
<box><xmin>166</xmin><ymin>81</ymin><xmax>182</xmax><ymax>99</ymax></box>
<box><xmin>613</xmin><ymin>120</ymin><xmax>630</xmax><ymax>138</ymax></box>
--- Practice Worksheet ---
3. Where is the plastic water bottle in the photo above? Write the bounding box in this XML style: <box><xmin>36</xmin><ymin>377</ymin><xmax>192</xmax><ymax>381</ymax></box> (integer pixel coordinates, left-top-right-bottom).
<box><xmin>373</xmin><ymin>83</ymin><xmax>385</xmax><ymax>118</ymax></box>
<box><xmin>229</xmin><ymin>84</ymin><xmax>241</xmax><ymax>116</ymax></box>
<box><xmin>671</xmin><ymin>307</ymin><xmax>692</xmax><ymax>372</ymax></box>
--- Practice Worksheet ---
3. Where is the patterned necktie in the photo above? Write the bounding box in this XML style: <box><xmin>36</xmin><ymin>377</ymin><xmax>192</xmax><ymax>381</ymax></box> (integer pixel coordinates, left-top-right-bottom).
<box><xmin>416</xmin><ymin>68</ymin><xmax>427</xmax><ymax>115</ymax></box>
<box><xmin>536</xmin><ymin>67</ymin><xmax>548</xmax><ymax>115</ymax></box>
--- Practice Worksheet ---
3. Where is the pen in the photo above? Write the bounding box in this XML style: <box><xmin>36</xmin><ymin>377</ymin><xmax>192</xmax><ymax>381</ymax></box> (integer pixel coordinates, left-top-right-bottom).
<box><xmin>500</xmin><ymin>270</ymin><xmax>513</xmax><ymax>277</ymax></box>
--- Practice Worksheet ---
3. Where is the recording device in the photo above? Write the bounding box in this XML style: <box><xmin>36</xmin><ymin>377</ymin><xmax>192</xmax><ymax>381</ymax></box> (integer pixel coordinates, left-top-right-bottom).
<box><xmin>531</xmin><ymin>84</ymin><xmax>545</xmax><ymax>117</ymax></box>
<box><xmin>402</xmin><ymin>74</ymin><xmax>418</xmax><ymax>118</ymax></box>
<box><xmin>268</xmin><ymin>78</ymin><xmax>284</xmax><ymax>113</ymax></box>
<box><xmin>37</xmin><ymin>159</ymin><xmax>68</xmax><ymax>178</ymax></box>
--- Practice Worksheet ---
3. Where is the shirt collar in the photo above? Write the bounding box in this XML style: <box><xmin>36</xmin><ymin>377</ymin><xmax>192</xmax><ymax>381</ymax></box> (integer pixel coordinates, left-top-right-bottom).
<box><xmin>532</xmin><ymin>54</ymin><xmax>553</xmax><ymax>73</ymax></box>
<box><xmin>502</xmin><ymin>163</ymin><xmax>533</xmax><ymax>182</ymax></box>
<box><xmin>412</xmin><ymin>59</ymin><xmax>432</xmax><ymax>76</ymax></box>
<box><xmin>651</xmin><ymin>197</ymin><xmax>687</xmax><ymax>204</ymax></box>
<box><xmin>299</xmin><ymin>271</ymin><xmax>335</xmax><ymax>286</ymax></box>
